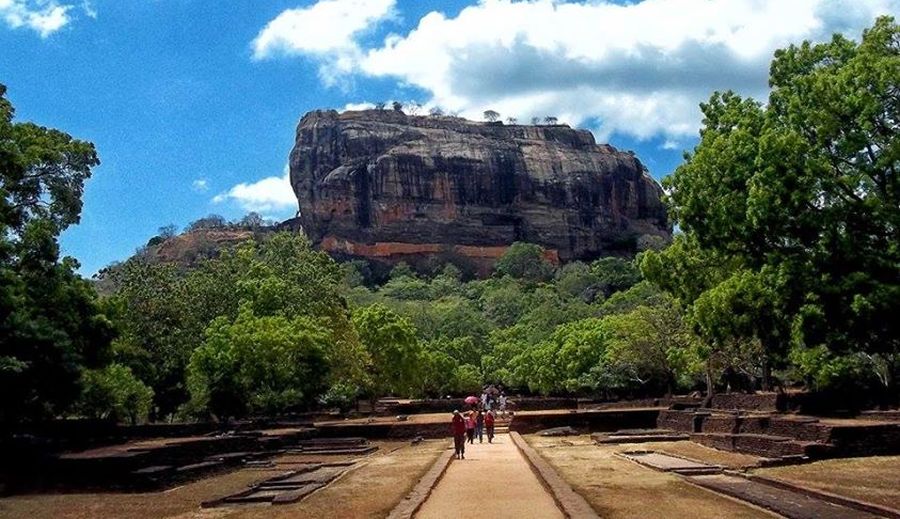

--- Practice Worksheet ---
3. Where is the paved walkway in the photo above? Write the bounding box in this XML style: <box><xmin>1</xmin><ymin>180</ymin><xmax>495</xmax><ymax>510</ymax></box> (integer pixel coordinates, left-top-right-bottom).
<box><xmin>415</xmin><ymin>434</ymin><xmax>564</xmax><ymax>519</ymax></box>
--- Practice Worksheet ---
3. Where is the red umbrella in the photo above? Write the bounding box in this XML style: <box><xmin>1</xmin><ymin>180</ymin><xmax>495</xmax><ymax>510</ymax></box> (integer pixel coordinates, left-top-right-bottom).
<box><xmin>464</xmin><ymin>396</ymin><xmax>479</xmax><ymax>405</ymax></box>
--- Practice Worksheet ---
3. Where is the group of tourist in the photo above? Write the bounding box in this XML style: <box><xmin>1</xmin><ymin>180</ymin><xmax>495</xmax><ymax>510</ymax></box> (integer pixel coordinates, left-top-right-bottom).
<box><xmin>451</xmin><ymin>409</ymin><xmax>496</xmax><ymax>459</ymax></box>
<box><xmin>449</xmin><ymin>387</ymin><xmax>515</xmax><ymax>460</ymax></box>
<box><xmin>480</xmin><ymin>385</ymin><xmax>509</xmax><ymax>417</ymax></box>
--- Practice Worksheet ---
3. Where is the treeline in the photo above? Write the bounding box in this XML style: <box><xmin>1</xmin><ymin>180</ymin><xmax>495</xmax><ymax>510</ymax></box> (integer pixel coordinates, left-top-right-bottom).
<box><xmin>91</xmin><ymin>237</ymin><xmax>697</xmax><ymax>422</ymax></box>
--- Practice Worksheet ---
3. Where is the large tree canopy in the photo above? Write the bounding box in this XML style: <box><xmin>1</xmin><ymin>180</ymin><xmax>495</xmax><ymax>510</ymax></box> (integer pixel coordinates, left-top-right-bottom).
<box><xmin>646</xmin><ymin>17</ymin><xmax>900</xmax><ymax>393</ymax></box>
<box><xmin>108</xmin><ymin>233</ymin><xmax>369</xmax><ymax>418</ymax></box>
<box><xmin>0</xmin><ymin>85</ymin><xmax>114</xmax><ymax>423</ymax></box>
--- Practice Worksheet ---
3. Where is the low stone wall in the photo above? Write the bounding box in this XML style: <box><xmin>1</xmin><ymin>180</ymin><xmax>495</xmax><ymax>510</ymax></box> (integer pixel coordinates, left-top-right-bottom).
<box><xmin>710</xmin><ymin>393</ymin><xmax>785</xmax><ymax>412</ymax></box>
<box><xmin>766</xmin><ymin>419</ymin><xmax>831</xmax><ymax>442</ymax></box>
<box><xmin>700</xmin><ymin>415</ymin><xmax>739</xmax><ymax>434</ymax></box>
<box><xmin>830</xmin><ymin>423</ymin><xmax>900</xmax><ymax>457</ymax></box>
<box><xmin>656</xmin><ymin>410</ymin><xmax>695</xmax><ymax>432</ymax></box>
<box><xmin>0</xmin><ymin>418</ymin><xmax>317</xmax><ymax>458</ymax></box>
<box><xmin>859</xmin><ymin>410</ymin><xmax>900</xmax><ymax>421</ymax></box>
<box><xmin>510</xmin><ymin>409</ymin><xmax>661</xmax><ymax>434</ymax></box>
<box><xmin>316</xmin><ymin>421</ymin><xmax>450</xmax><ymax>440</ymax></box>
<box><xmin>582</xmin><ymin>398</ymin><xmax>672</xmax><ymax>410</ymax></box>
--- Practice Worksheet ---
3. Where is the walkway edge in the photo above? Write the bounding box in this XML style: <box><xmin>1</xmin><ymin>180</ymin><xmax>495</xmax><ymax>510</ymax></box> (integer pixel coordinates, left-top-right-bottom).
<box><xmin>386</xmin><ymin>443</ymin><xmax>455</xmax><ymax>519</ymax></box>
<box><xmin>509</xmin><ymin>432</ymin><xmax>600</xmax><ymax>519</ymax></box>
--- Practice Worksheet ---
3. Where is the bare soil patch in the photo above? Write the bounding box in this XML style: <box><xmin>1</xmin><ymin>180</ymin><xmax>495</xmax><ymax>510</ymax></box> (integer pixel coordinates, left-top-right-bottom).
<box><xmin>525</xmin><ymin>435</ymin><xmax>774</xmax><ymax>519</ymax></box>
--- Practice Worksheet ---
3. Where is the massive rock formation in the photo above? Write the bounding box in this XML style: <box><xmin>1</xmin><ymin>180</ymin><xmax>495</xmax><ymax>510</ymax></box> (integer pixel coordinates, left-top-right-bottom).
<box><xmin>288</xmin><ymin>109</ymin><xmax>669</xmax><ymax>270</ymax></box>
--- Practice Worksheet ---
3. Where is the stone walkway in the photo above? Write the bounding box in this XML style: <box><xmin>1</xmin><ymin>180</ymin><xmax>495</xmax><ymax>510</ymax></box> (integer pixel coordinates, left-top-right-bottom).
<box><xmin>415</xmin><ymin>434</ymin><xmax>564</xmax><ymax>519</ymax></box>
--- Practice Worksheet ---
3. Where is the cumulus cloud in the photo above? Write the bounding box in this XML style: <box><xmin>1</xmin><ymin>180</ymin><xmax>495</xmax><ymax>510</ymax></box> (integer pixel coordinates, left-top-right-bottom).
<box><xmin>256</xmin><ymin>0</ymin><xmax>900</xmax><ymax>140</ymax></box>
<box><xmin>213</xmin><ymin>167</ymin><xmax>297</xmax><ymax>215</ymax></box>
<box><xmin>252</xmin><ymin>0</ymin><xmax>396</xmax><ymax>84</ymax></box>
<box><xmin>0</xmin><ymin>0</ymin><xmax>73</xmax><ymax>37</ymax></box>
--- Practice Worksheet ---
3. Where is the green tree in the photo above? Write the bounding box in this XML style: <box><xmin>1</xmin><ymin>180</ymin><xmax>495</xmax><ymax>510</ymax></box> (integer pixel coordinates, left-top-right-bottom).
<box><xmin>107</xmin><ymin>233</ymin><xmax>369</xmax><ymax>416</ymax></box>
<box><xmin>420</xmin><ymin>346</ymin><xmax>458</xmax><ymax>396</ymax></box>
<box><xmin>237</xmin><ymin>212</ymin><xmax>267</xmax><ymax>229</ymax></box>
<box><xmin>79</xmin><ymin>364</ymin><xmax>154</xmax><ymax>424</ymax></box>
<box><xmin>511</xmin><ymin>318</ymin><xmax>610</xmax><ymax>395</ymax></box>
<box><xmin>495</xmin><ymin>242</ymin><xmax>554</xmax><ymax>282</ymax></box>
<box><xmin>483</xmin><ymin>110</ymin><xmax>500</xmax><ymax>122</ymax></box>
<box><xmin>390</xmin><ymin>261</ymin><xmax>415</xmax><ymax>279</ymax></box>
<box><xmin>598</xmin><ymin>281</ymin><xmax>666</xmax><ymax>316</ymax></box>
<box><xmin>186</xmin><ymin>306</ymin><xmax>330</xmax><ymax>418</ymax></box>
<box><xmin>105</xmin><ymin>260</ymin><xmax>195</xmax><ymax>416</ymax></box>
<box><xmin>652</xmin><ymin>18</ymin><xmax>900</xmax><ymax>394</ymax></box>
<box><xmin>480</xmin><ymin>278</ymin><xmax>531</xmax><ymax>327</ymax></box>
<box><xmin>0</xmin><ymin>84</ymin><xmax>114</xmax><ymax>423</ymax></box>
<box><xmin>186</xmin><ymin>214</ymin><xmax>227</xmax><ymax>231</ymax></box>
<box><xmin>353</xmin><ymin>304</ymin><xmax>422</xmax><ymax>398</ymax></box>
<box><xmin>604</xmin><ymin>297</ymin><xmax>699</xmax><ymax>395</ymax></box>
<box><xmin>591</xmin><ymin>257</ymin><xmax>642</xmax><ymax>297</ymax></box>
<box><xmin>555</xmin><ymin>262</ymin><xmax>601</xmax><ymax>301</ymax></box>
<box><xmin>381</xmin><ymin>275</ymin><xmax>432</xmax><ymax>300</ymax></box>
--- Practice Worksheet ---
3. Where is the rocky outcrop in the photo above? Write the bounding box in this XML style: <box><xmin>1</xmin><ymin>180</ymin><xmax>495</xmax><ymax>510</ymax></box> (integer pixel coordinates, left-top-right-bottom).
<box><xmin>288</xmin><ymin>109</ymin><xmax>669</xmax><ymax>270</ymax></box>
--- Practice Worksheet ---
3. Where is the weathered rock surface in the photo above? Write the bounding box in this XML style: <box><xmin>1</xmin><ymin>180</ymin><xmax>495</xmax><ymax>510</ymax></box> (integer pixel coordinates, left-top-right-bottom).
<box><xmin>288</xmin><ymin>109</ymin><xmax>669</xmax><ymax>269</ymax></box>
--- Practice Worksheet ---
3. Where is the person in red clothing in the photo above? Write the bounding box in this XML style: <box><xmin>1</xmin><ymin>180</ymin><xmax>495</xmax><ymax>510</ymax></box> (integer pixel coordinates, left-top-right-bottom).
<box><xmin>451</xmin><ymin>410</ymin><xmax>467</xmax><ymax>459</ymax></box>
<box><xmin>485</xmin><ymin>410</ymin><xmax>495</xmax><ymax>443</ymax></box>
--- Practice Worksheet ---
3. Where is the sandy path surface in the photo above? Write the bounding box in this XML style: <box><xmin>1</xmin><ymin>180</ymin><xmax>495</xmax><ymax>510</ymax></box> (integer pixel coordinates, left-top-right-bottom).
<box><xmin>415</xmin><ymin>434</ymin><xmax>564</xmax><ymax>519</ymax></box>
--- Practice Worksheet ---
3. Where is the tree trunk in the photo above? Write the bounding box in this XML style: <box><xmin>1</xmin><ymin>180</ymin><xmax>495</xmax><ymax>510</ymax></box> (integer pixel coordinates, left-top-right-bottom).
<box><xmin>761</xmin><ymin>357</ymin><xmax>771</xmax><ymax>392</ymax></box>
<box><xmin>702</xmin><ymin>366</ymin><xmax>715</xmax><ymax>408</ymax></box>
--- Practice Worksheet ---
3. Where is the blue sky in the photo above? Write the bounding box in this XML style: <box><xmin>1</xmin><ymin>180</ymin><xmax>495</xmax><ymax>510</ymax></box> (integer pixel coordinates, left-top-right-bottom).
<box><xmin>2</xmin><ymin>0</ymin><xmax>896</xmax><ymax>275</ymax></box>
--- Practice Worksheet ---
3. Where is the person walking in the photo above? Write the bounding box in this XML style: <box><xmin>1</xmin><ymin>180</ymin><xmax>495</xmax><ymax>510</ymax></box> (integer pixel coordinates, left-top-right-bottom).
<box><xmin>475</xmin><ymin>410</ymin><xmax>485</xmax><ymax>443</ymax></box>
<box><xmin>451</xmin><ymin>410</ymin><xmax>466</xmax><ymax>459</ymax></box>
<box><xmin>465</xmin><ymin>409</ymin><xmax>476</xmax><ymax>444</ymax></box>
<box><xmin>485</xmin><ymin>410</ymin><xmax>495</xmax><ymax>443</ymax></box>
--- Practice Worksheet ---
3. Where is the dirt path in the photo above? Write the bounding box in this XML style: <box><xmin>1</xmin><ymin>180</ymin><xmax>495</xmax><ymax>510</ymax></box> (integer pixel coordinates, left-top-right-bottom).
<box><xmin>415</xmin><ymin>434</ymin><xmax>564</xmax><ymax>519</ymax></box>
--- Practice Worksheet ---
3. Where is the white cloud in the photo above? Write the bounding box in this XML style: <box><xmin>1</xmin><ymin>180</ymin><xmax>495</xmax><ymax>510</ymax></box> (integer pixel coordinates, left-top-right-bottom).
<box><xmin>191</xmin><ymin>178</ymin><xmax>210</xmax><ymax>193</ymax></box>
<box><xmin>342</xmin><ymin>101</ymin><xmax>375</xmax><ymax>111</ymax></box>
<box><xmin>257</xmin><ymin>0</ymin><xmax>900</xmax><ymax>140</ymax></box>
<box><xmin>661</xmin><ymin>140</ymin><xmax>681</xmax><ymax>151</ymax></box>
<box><xmin>252</xmin><ymin>0</ymin><xmax>396</xmax><ymax>83</ymax></box>
<box><xmin>0</xmin><ymin>0</ymin><xmax>98</xmax><ymax>36</ymax></box>
<box><xmin>0</xmin><ymin>0</ymin><xmax>73</xmax><ymax>37</ymax></box>
<box><xmin>213</xmin><ymin>167</ymin><xmax>297</xmax><ymax>215</ymax></box>
<box><xmin>81</xmin><ymin>0</ymin><xmax>95</xmax><ymax>19</ymax></box>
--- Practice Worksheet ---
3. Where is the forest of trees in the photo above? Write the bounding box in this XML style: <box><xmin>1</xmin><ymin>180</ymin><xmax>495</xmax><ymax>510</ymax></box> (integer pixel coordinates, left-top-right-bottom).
<box><xmin>0</xmin><ymin>18</ymin><xmax>896</xmax><ymax>425</ymax></box>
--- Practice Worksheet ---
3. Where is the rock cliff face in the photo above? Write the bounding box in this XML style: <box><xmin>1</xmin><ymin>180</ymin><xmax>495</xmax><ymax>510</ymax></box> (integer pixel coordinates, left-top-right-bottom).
<box><xmin>288</xmin><ymin>109</ymin><xmax>669</xmax><ymax>270</ymax></box>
